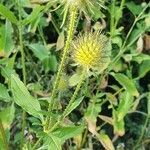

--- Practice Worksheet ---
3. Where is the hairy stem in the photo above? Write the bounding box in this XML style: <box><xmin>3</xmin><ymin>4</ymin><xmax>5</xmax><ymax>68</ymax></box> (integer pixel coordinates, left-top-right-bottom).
<box><xmin>48</xmin><ymin>69</ymin><xmax>86</xmax><ymax>133</ymax></box>
<box><xmin>44</xmin><ymin>6</ymin><xmax>78</xmax><ymax>131</ymax></box>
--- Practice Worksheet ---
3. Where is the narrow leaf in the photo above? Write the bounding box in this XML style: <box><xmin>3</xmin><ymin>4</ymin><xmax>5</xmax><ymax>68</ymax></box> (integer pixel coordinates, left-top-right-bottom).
<box><xmin>22</xmin><ymin>6</ymin><xmax>44</xmax><ymax>26</ymax></box>
<box><xmin>64</xmin><ymin>97</ymin><xmax>84</xmax><ymax>117</ymax></box>
<box><xmin>0</xmin><ymin>4</ymin><xmax>18</xmax><ymax>24</ymax></box>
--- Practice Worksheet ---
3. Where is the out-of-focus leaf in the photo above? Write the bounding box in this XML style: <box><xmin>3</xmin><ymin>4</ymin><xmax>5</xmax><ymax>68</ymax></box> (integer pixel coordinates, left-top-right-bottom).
<box><xmin>43</xmin><ymin>55</ymin><xmax>57</xmax><ymax>72</ymax></box>
<box><xmin>127</xmin><ymin>23</ymin><xmax>146</xmax><ymax>48</ymax></box>
<box><xmin>22</xmin><ymin>5</ymin><xmax>44</xmax><ymax>25</ymax></box>
<box><xmin>0</xmin><ymin>4</ymin><xmax>18</xmax><ymax>24</ymax></box>
<box><xmin>69</xmin><ymin>73</ymin><xmax>81</xmax><ymax>87</ymax></box>
<box><xmin>112</xmin><ymin>36</ymin><xmax>122</xmax><ymax>48</ymax></box>
<box><xmin>138</xmin><ymin>60</ymin><xmax>150</xmax><ymax>78</ymax></box>
<box><xmin>28</xmin><ymin>43</ymin><xmax>49</xmax><ymax>61</ymax></box>
<box><xmin>97</xmin><ymin>131</ymin><xmax>115</xmax><ymax>150</ymax></box>
<box><xmin>53</xmin><ymin>125</ymin><xmax>84</xmax><ymax>143</ymax></box>
<box><xmin>132</xmin><ymin>54</ymin><xmax>150</xmax><ymax>64</ymax></box>
<box><xmin>56</xmin><ymin>31</ymin><xmax>65</xmax><ymax>51</ymax></box>
<box><xmin>126</xmin><ymin>2</ymin><xmax>143</xmax><ymax>16</ymax></box>
<box><xmin>111</xmin><ymin>73</ymin><xmax>139</xmax><ymax>97</ymax></box>
<box><xmin>0</xmin><ymin>83</ymin><xmax>11</xmax><ymax>102</ymax></box>
<box><xmin>0</xmin><ymin>21</ymin><xmax>14</xmax><ymax>57</ymax></box>
<box><xmin>11</xmin><ymin>74</ymin><xmax>43</xmax><ymax>121</ymax></box>
<box><xmin>0</xmin><ymin>103</ymin><xmax>15</xmax><ymax>129</ymax></box>
<box><xmin>99</xmin><ymin>115</ymin><xmax>113</xmax><ymax>125</ymax></box>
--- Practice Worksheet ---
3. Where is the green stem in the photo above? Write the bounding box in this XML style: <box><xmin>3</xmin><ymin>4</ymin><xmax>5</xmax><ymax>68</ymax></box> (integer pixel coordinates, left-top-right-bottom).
<box><xmin>45</xmin><ymin>6</ymin><xmax>78</xmax><ymax>131</ymax></box>
<box><xmin>110</xmin><ymin>0</ymin><xmax>116</xmax><ymax>37</ymax></box>
<box><xmin>48</xmin><ymin>69</ymin><xmax>86</xmax><ymax>133</ymax></box>
<box><xmin>0</xmin><ymin>119</ymin><xmax>9</xmax><ymax>150</ymax></box>
<box><xmin>18</xmin><ymin>1</ymin><xmax>27</xmax><ymax>148</ymax></box>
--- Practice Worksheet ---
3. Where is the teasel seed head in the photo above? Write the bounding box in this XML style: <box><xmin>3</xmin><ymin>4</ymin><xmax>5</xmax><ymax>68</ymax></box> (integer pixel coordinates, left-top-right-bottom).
<box><xmin>60</xmin><ymin>0</ymin><xmax>106</xmax><ymax>27</ymax></box>
<box><xmin>72</xmin><ymin>31</ymin><xmax>111</xmax><ymax>73</ymax></box>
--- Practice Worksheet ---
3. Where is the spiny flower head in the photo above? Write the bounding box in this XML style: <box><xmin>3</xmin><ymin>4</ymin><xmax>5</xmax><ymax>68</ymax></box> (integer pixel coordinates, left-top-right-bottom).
<box><xmin>59</xmin><ymin>0</ymin><xmax>106</xmax><ymax>27</ymax></box>
<box><xmin>72</xmin><ymin>32</ymin><xmax>111</xmax><ymax>73</ymax></box>
<box><xmin>61</xmin><ymin>0</ymin><xmax>105</xmax><ymax>13</ymax></box>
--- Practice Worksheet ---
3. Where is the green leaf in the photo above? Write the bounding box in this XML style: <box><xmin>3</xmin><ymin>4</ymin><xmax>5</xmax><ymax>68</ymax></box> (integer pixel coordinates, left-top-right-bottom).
<box><xmin>113</xmin><ymin>110</ymin><xmax>125</xmax><ymax>136</ymax></box>
<box><xmin>43</xmin><ymin>55</ymin><xmax>58</xmax><ymax>73</ymax></box>
<box><xmin>0</xmin><ymin>83</ymin><xmax>11</xmax><ymax>102</ymax></box>
<box><xmin>0</xmin><ymin>20</ymin><xmax>14</xmax><ymax>57</ymax></box>
<box><xmin>85</xmin><ymin>101</ymin><xmax>102</xmax><ymax>123</ymax></box>
<box><xmin>0</xmin><ymin>4</ymin><xmax>18</xmax><ymax>24</ymax></box>
<box><xmin>138</xmin><ymin>60</ymin><xmax>150</xmax><ymax>78</ymax></box>
<box><xmin>126</xmin><ymin>2</ymin><xmax>143</xmax><ymax>16</ymax></box>
<box><xmin>97</xmin><ymin>131</ymin><xmax>115</xmax><ymax>150</ymax></box>
<box><xmin>111</xmin><ymin>73</ymin><xmax>139</xmax><ymax>97</ymax></box>
<box><xmin>117</xmin><ymin>92</ymin><xmax>133</xmax><ymax>121</ymax></box>
<box><xmin>28</xmin><ymin>43</ymin><xmax>49</xmax><ymax>61</ymax></box>
<box><xmin>42</xmin><ymin>132</ymin><xmax>61</xmax><ymax>150</ymax></box>
<box><xmin>69</xmin><ymin>73</ymin><xmax>81</xmax><ymax>87</ymax></box>
<box><xmin>22</xmin><ymin>5</ymin><xmax>44</xmax><ymax>26</ymax></box>
<box><xmin>42</xmin><ymin>125</ymin><xmax>84</xmax><ymax>149</ymax></box>
<box><xmin>52</xmin><ymin>125</ymin><xmax>84</xmax><ymax>143</ymax></box>
<box><xmin>132</xmin><ymin>54</ymin><xmax>150</xmax><ymax>64</ymax></box>
<box><xmin>64</xmin><ymin>97</ymin><xmax>84</xmax><ymax>117</ymax></box>
<box><xmin>11</xmin><ymin>74</ymin><xmax>43</xmax><ymax>121</ymax></box>
<box><xmin>56</xmin><ymin>31</ymin><xmax>65</xmax><ymax>51</ymax></box>
<box><xmin>0</xmin><ymin>103</ymin><xmax>15</xmax><ymax>129</ymax></box>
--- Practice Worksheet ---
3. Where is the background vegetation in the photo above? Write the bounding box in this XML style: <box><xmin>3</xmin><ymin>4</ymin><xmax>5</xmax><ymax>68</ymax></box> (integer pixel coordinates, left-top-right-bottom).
<box><xmin>0</xmin><ymin>0</ymin><xmax>150</xmax><ymax>150</ymax></box>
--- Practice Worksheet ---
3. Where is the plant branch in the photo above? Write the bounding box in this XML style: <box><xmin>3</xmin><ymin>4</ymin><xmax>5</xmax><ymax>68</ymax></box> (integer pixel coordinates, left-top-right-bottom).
<box><xmin>44</xmin><ymin>6</ymin><xmax>78</xmax><ymax>131</ymax></box>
